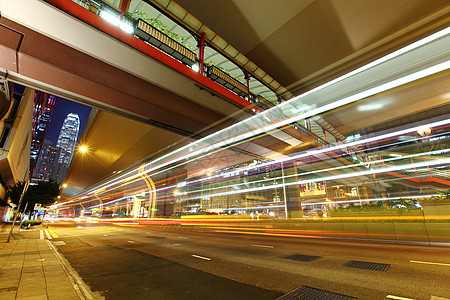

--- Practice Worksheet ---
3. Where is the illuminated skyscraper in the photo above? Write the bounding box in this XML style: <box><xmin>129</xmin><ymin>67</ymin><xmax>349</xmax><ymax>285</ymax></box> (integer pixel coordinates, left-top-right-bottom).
<box><xmin>30</xmin><ymin>91</ymin><xmax>56</xmax><ymax>176</ymax></box>
<box><xmin>56</xmin><ymin>113</ymin><xmax>80</xmax><ymax>167</ymax></box>
<box><xmin>33</xmin><ymin>139</ymin><xmax>61</xmax><ymax>182</ymax></box>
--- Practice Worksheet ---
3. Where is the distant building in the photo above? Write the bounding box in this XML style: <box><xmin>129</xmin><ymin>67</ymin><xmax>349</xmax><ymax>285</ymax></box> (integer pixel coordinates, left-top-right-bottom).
<box><xmin>30</xmin><ymin>91</ymin><xmax>56</xmax><ymax>176</ymax></box>
<box><xmin>33</xmin><ymin>139</ymin><xmax>61</xmax><ymax>182</ymax></box>
<box><xmin>50</xmin><ymin>113</ymin><xmax>80</xmax><ymax>183</ymax></box>
<box><xmin>56</xmin><ymin>113</ymin><xmax>80</xmax><ymax>166</ymax></box>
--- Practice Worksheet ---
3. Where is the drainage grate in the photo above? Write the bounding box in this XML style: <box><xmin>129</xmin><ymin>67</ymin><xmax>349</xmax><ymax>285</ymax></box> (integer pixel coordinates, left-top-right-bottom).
<box><xmin>284</xmin><ymin>254</ymin><xmax>321</xmax><ymax>262</ymax></box>
<box><xmin>277</xmin><ymin>285</ymin><xmax>357</xmax><ymax>300</ymax></box>
<box><xmin>344</xmin><ymin>260</ymin><xmax>390</xmax><ymax>272</ymax></box>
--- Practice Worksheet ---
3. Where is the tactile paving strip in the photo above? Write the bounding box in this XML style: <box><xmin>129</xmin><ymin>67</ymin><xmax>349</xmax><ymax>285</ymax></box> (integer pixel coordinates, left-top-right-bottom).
<box><xmin>283</xmin><ymin>254</ymin><xmax>321</xmax><ymax>262</ymax></box>
<box><xmin>277</xmin><ymin>285</ymin><xmax>358</xmax><ymax>300</ymax></box>
<box><xmin>344</xmin><ymin>260</ymin><xmax>390</xmax><ymax>271</ymax></box>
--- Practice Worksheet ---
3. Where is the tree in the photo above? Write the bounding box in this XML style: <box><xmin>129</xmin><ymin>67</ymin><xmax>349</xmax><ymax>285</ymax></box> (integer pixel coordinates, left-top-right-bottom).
<box><xmin>7</xmin><ymin>180</ymin><xmax>61</xmax><ymax>213</ymax></box>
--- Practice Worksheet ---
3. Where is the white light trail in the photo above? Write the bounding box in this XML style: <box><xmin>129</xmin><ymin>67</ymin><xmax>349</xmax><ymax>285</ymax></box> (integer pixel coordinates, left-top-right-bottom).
<box><xmin>301</xmin><ymin>194</ymin><xmax>441</xmax><ymax>207</ymax></box>
<box><xmin>66</xmin><ymin>28</ymin><xmax>450</xmax><ymax>204</ymax></box>
<box><xmin>176</xmin><ymin>157</ymin><xmax>450</xmax><ymax>201</ymax></box>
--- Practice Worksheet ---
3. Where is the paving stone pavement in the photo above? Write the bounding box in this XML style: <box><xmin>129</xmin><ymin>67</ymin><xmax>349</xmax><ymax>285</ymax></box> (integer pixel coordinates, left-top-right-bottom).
<box><xmin>0</xmin><ymin>224</ymin><xmax>86</xmax><ymax>300</ymax></box>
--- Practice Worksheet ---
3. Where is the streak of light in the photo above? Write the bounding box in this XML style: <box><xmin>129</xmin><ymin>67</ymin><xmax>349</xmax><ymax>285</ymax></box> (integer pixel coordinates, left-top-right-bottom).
<box><xmin>80</xmin><ymin>137</ymin><xmax>445</xmax><ymax>208</ymax></box>
<box><xmin>251</xmin><ymin>244</ymin><xmax>274</xmax><ymax>248</ymax></box>
<box><xmin>59</xmin><ymin>118</ymin><xmax>448</xmax><ymax>211</ymax></box>
<box><xmin>79</xmin><ymin>29</ymin><xmax>449</xmax><ymax>199</ymax></box>
<box><xmin>175</xmin><ymin>157</ymin><xmax>450</xmax><ymax>201</ymax></box>
<box><xmin>129</xmin><ymin>61</ymin><xmax>449</xmax><ymax>183</ymax></box>
<box><xmin>300</xmin><ymin>194</ymin><xmax>440</xmax><ymax>207</ymax></box>
<box><xmin>192</xmin><ymin>254</ymin><xmax>211</xmax><ymax>261</ymax></box>
<box><xmin>151</xmin><ymin>125</ymin><xmax>450</xmax><ymax>200</ymax></box>
<box><xmin>386</xmin><ymin>295</ymin><xmax>414</xmax><ymax>300</ymax></box>
<box><xmin>409</xmin><ymin>260</ymin><xmax>450</xmax><ymax>267</ymax></box>
<box><xmin>161</xmin><ymin>147</ymin><xmax>449</xmax><ymax>201</ymax></box>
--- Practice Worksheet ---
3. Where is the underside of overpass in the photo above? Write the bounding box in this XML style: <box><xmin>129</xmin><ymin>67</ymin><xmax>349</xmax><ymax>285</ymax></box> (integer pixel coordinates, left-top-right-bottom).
<box><xmin>0</xmin><ymin>0</ymin><xmax>449</xmax><ymax>201</ymax></box>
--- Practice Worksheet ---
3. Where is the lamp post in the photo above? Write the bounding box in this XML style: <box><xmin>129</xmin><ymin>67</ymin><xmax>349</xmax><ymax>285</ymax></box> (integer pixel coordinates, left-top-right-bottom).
<box><xmin>7</xmin><ymin>181</ymin><xmax>29</xmax><ymax>242</ymax></box>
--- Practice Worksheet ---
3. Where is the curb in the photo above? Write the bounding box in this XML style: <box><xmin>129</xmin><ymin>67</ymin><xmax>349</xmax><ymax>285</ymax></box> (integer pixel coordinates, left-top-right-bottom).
<box><xmin>46</xmin><ymin>240</ymin><xmax>103</xmax><ymax>300</ymax></box>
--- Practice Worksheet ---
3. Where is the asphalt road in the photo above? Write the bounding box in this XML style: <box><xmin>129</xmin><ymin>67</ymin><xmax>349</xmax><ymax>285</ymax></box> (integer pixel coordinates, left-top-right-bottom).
<box><xmin>41</xmin><ymin>221</ymin><xmax>450</xmax><ymax>300</ymax></box>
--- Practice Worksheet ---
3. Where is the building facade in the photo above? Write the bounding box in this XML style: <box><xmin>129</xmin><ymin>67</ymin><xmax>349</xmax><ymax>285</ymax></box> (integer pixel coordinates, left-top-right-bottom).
<box><xmin>56</xmin><ymin>113</ymin><xmax>80</xmax><ymax>167</ymax></box>
<box><xmin>32</xmin><ymin>139</ymin><xmax>61</xmax><ymax>182</ymax></box>
<box><xmin>30</xmin><ymin>91</ymin><xmax>56</xmax><ymax>176</ymax></box>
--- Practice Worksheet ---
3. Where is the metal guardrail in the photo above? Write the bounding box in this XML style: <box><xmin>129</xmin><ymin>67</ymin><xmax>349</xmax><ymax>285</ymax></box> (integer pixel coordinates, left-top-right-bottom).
<box><xmin>72</xmin><ymin>0</ymin><xmax>100</xmax><ymax>14</ymax></box>
<box><xmin>207</xmin><ymin>65</ymin><xmax>248</xmax><ymax>98</ymax></box>
<box><xmin>135</xmin><ymin>19</ymin><xmax>197</xmax><ymax>66</ymax></box>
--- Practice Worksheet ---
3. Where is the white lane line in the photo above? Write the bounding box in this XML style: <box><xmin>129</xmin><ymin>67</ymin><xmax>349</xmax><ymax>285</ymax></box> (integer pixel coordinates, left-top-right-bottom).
<box><xmin>251</xmin><ymin>244</ymin><xmax>274</xmax><ymax>248</ymax></box>
<box><xmin>104</xmin><ymin>234</ymin><xmax>108</xmax><ymax>237</ymax></box>
<box><xmin>145</xmin><ymin>232</ymin><xmax>151</xmax><ymax>234</ymax></box>
<box><xmin>192</xmin><ymin>254</ymin><xmax>211</xmax><ymax>261</ymax></box>
<box><xmin>410</xmin><ymin>260</ymin><xmax>450</xmax><ymax>267</ymax></box>
<box><xmin>386</xmin><ymin>295</ymin><xmax>415</xmax><ymax>300</ymax></box>
<box><xmin>53</xmin><ymin>241</ymin><xmax>66</xmax><ymax>246</ymax></box>
<box><xmin>45</xmin><ymin>230</ymin><xmax>52</xmax><ymax>240</ymax></box>
<box><xmin>40</xmin><ymin>230</ymin><xmax>44</xmax><ymax>239</ymax></box>
<box><xmin>127</xmin><ymin>240</ymin><xmax>135</xmax><ymax>243</ymax></box>
<box><xmin>177</xmin><ymin>236</ymin><xmax>188</xmax><ymax>239</ymax></box>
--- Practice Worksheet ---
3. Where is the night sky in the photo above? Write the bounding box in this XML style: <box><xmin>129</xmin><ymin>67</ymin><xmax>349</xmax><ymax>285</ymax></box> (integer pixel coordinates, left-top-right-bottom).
<box><xmin>45</xmin><ymin>97</ymin><xmax>92</xmax><ymax>147</ymax></box>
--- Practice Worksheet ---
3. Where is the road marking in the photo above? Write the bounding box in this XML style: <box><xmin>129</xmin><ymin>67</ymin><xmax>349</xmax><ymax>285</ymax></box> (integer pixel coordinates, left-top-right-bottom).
<box><xmin>53</xmin><ymin>241</ymin><xmax>66</xmax><ymax>246</ymax></box>
<box><xmin>177</xmin><ymin>236</ymin><xmax>188</xmax><ymax>239</ymax></box>
<box><xmin>46</xmin><ymin>240</ymin><xmax>95</xmax><ymax>300</ymax></box>
<box><xmin>145</xmin><ymin>232</ymin><xmax>151</xmax><ymax>234</ymax></box>
<box><xmin>127</xmin><ymin>240</ymin><xmax>135</xmax><ymax>243</ymax></box>
<box><xmin>386</xmin><ymin>295</ymin><xmax>414</xmax><ymax>300</ymax></box>
<box><xmin>172</xmin><ymin>243</ymin><xmax>183</xmax><ymax>246</ymax></box>
<box><xmin>251</xmin><ymin>244</ymin><xmax>274</xmax><ymax>248</ymax></box>
<box><xmin>45</xmin><ymin>230</ymin><xmax>52</xmax><ymax>240</ymax></box>
<box><xmin>410</xmin><ymin>260</ymin><xmax>450</xmax><ymax>267</ymax></box>
<box><xmin>40</xmin><ymin>230</ymin><xmax>44</xmax><ymax>239</ymax></box>
<box><xmin>47</xmin><ymin>228</ymin><xmax>59</xmax><ymax>238</ymax></box>
<box><xmin>430</xmin><ymin>296</ymin><xmax>450</xmax><ymax>300</ymax></box>
<box><xmin>104</xmin><ymin>235</ymin><xmax>108</xmax><ymax>237</ymax></box>
<box><xmin>192</xmin><ymin>254</ymin><xmax>211</xmax><ymax>261</ymax></box>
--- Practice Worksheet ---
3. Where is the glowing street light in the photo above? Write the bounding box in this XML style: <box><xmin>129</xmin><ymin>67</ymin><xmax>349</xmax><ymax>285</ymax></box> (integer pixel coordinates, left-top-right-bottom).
<box><xmin>79</xmin><ymin>145</ymin><xmax>88</xmax><ymax>153</ymax></box>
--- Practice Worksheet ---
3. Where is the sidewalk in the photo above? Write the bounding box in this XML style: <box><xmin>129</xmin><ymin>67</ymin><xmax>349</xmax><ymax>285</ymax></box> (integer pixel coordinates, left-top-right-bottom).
<box><xmin>0</xmin><ymin>223</ymin><xmax>90</xmax><ymax>300</ymax></box>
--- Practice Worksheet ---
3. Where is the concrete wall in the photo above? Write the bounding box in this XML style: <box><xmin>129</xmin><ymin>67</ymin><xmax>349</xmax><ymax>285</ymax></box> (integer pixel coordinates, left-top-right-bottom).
<box><xmin>0</xmin><ymin>87</ymin><xmax>33</xmax><ymax>186</ymax></box>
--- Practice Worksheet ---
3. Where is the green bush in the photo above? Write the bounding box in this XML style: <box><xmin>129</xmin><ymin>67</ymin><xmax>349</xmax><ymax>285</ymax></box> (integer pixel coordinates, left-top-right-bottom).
<box><xmin>22</xmin><ymin>220</ymin><xmax>42</xmax><ymax>227</ymax></box>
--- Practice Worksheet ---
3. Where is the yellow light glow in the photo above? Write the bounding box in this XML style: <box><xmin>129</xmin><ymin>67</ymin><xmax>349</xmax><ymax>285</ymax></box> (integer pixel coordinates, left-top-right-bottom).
<box><xmin>62</xmin><ymin>183</ymin><xmax>67</xmax><ymax>188</ymax></box>
<box><xmin>80</xmin><ymin>145</ymin><xmax>88</xmax><ymax>152</ymax></box>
